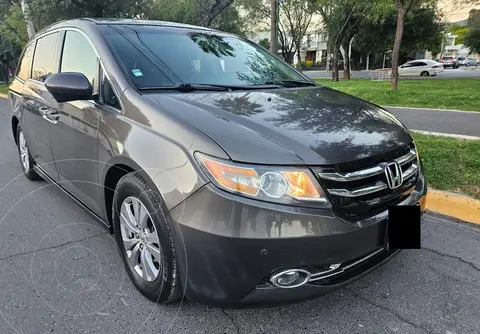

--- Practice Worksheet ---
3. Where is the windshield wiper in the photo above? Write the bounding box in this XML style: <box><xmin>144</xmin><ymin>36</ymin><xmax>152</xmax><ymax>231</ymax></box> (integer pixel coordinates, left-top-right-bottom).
<box><xmin>139</xmin><ymin>83</ymin><xmax>283</xmax><ymax>92</ymax></box>
<box><xmin>138</xmin><ymin>83</ymin><xmax>230</xmax><ymax>92</ymax></box>
<box><xmin>263</xmin><ymin>80</ymin><xmax>317</xmax><ymax>87</ymax></box>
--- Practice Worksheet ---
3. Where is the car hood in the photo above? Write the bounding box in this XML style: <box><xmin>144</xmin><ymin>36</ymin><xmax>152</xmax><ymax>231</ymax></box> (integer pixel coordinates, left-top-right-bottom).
<box><xmin>143</xmin><ymin>86</ymin><xmax>413</xmax><ymax>165</ymax></box>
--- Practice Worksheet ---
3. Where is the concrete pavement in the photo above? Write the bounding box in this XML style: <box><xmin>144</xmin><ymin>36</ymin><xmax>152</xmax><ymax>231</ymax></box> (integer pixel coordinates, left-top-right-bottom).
<box><xmin>0</xmin><ymin>91</ymin><xmax>480</xmax><ymax>333</ymax></box>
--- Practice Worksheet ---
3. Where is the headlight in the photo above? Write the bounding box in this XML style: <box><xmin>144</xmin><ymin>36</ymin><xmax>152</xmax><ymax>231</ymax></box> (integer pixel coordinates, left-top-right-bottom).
<box><xmin>195</xmin><ymin>153</ymin><xmax>330</xmax><ymax>206</ymax></box>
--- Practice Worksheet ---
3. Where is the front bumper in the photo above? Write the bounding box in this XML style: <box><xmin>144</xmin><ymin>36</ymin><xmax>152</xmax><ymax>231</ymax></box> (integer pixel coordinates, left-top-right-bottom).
<box><xmin>168</xmin><ymin>170</ymin><xmax>427</xmax><ymax>307</ymax></box>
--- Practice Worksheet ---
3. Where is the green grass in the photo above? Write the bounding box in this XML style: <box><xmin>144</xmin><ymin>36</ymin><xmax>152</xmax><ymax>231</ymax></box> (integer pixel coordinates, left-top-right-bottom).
<box><xmin>0</xmin><ymin>84</ymin><xmax>7</xmax><ymax>95</ymax></box>
<box><xmin>315</xmin><ymin>78</ymin><xmax>480</xmax><ymax>111</ymax></box>
<box><xmin>413</xmin><ymin>133</ymin><xmax>480</xmax><ymax>199</ymax></box>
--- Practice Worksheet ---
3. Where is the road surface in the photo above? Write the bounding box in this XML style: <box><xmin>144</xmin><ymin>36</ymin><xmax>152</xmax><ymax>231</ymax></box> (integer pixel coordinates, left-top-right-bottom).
<box><xmin>385</xmin><ymin>107</ymin><xmax>480</xmax><ymax>138</ymax></box>
<box><xmin>0</xmin><ymin>97</ymin><xmax>479</xmax><ymax>333</ymax></box>
<box><xmin>304</xmin><ymin>67</ymin><xmax>480</xmax><ymax>80</ymax></box>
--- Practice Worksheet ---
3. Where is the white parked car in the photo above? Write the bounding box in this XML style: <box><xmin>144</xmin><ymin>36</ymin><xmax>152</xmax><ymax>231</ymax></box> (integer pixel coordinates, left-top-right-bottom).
<box><xmin>398</xmin><ymin>60</ymin><xmax>444</xmax><ymax>77</ymax></box>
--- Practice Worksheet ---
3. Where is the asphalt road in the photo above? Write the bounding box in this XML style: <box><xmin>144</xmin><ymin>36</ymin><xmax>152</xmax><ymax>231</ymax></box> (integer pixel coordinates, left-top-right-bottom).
<box><xmin>385</xmin><ymin>107</ymin><xmax>480</xmax><ymax>138</ymax></box>
<box><xmin>304</xmin><ymin>67</ymin><xmax>480</xmax><ymax>79</ymax></box>
<box><xmin>1</xmin><ymin>98</ymin><xmax>480</xmax><ymax>334</ymax></box>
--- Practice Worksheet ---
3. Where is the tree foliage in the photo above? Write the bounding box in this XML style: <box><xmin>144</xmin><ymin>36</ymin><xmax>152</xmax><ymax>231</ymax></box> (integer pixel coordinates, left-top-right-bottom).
<box><xmin>464</xmin><ymin>9</ymin><xmax>480</xmax><ymax>53</ymax></box>
<box><xmin>258</xmin><ymin>38</ymin><xmax>270</xmax><ymax>49</ymax></box>
<box><xmin>353</xmin><ymin>5</ymin><xmax>443</xmax><ymax>59</ymax></box>
<box><xmin>0</xmin><ymin>3</ymin><xmax>28</xmax><ymax>82</ymax></box>
<box><xmin>449</xmin><ymin>23</ymin><xmax>469</xmax><ymax>45</ymax></box>
<box><xmin>314</xmin><ymin>0</ymin><xmax>388</xmax><ymax>81</ymax></box>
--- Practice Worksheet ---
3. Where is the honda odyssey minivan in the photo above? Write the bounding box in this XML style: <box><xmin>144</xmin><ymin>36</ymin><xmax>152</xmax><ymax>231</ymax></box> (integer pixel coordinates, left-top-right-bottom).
<box><xmin>8</xmin><ymin>19</ymin><xmax>426</xmax><ymax>306</ymax></box>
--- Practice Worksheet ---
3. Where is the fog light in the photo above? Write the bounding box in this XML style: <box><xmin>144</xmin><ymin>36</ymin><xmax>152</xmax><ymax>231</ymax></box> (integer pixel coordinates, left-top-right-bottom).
<box><xmin>270</xmin><ymin>269</ymin><xmax>311</xmax><ymax>288</ymax></box>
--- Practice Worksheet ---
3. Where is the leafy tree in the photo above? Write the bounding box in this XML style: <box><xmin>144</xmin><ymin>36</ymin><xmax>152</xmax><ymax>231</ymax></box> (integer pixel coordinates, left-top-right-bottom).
<box><xmin>148</xmin><ymin>0</ymin><xmax>242</xmax><ymax>33</ymax></box>
<box><xmin>195</xmin><ymin>0</ymin><xmax>234</xmax><ymax>27</ymax></box>
<box><xmin>0</xmin><ymin>3</ymin><xmax>28</xmax><ymax>82</ymax></box>
<box><xmin>448</xmin><ymin>23</ymin><xmax>469</xmax><ymax>45</ymax></box>
<box><xmin>315</xmin><ymin>0</ymin><xmax>387</xmax><ymax>81</ymax></box>
<box><xmin>464</xmin><ymin>9</ymin><xmax>480</xmax><ymax>54</ymax></box>
<box><xmin>27</xmin><ymin>0</ymin><xmax>150</xmax><ymax>30</ymax></box>
<box><xmin>259</xmin><ymin>38</ymin><xmax>270</xmax><ymax>49</ymax></box>
<box><xmin>353</xmin><ymin>5</ymin><xmax>443</xmax><ymax>67</ymax></box>
<box><xmin>280</xmin><ymin>0</ymin><xmax>316</xmax><ymax>70</ymax></box>
<box><xmin>239</xmin><ymin>0</ymin><xmax>315</xmax><ymax>65</ymax></box>
<box><xmin>390</xmin><ymin>0</ymin><xmax>437</xmax><ymax>90</ymax></box>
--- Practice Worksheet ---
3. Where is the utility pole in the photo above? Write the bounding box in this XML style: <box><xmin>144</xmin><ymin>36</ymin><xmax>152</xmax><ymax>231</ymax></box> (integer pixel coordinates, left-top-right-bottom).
<box><xmin>21</xmin><ymin>0</ymin><xmax>36</xmax><ymax>39</ymax></box>
<box><xmin>270</xmin><ymin>0</ymin><xmax>278</xmax><ymax>56</ymax></box>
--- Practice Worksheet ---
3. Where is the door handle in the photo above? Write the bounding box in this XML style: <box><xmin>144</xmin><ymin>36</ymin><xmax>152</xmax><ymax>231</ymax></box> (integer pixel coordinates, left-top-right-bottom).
<box><xmin>42</xmin><ymin>110</ymin><xmax>60</xmax><ymax>124</ymax></box>
<box><xmin>42</xmin><ymin>114</ymin><xmax>59</xmax><ymax>124</ymax></box>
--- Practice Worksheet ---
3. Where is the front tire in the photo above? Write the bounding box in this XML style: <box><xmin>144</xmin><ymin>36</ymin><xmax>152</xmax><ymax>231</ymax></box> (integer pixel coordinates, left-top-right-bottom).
<box><xmin>112</xmin><ymin>172</ymin><xmax>182</xmax><ymax>303</ymax></box>
<box><xmin>16</xmin><ymin>126</ymin><xmax>41</xmax><ymax>181</ymax></box>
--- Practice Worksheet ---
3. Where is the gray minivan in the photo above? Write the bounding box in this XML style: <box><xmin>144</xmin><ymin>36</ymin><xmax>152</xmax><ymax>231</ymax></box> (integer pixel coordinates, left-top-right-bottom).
<box><xmin>9</xmin><ymin>19</ymin><xmax>426</xmax><ymax>306</ymax></box>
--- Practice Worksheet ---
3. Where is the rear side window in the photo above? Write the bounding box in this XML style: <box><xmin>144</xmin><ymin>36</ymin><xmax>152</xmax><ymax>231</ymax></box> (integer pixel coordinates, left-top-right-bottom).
<box><xmin>17</xmin><ymin>42</ymin><xmax>35</xmax><ymax>81</ymax></box>
<box><xmin>61</xmin><ymin>31</ymin><xmax>97</xmax><ymax>85</ymax></box>
<box><xmin>32</xmin><ymin>32</ymin><xmax>59</xmax><ymax>82</ymax></box>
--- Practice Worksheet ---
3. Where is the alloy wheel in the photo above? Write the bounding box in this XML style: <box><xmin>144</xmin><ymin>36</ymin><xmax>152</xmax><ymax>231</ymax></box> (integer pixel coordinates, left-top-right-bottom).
<box><xmin>119</xmin><ymin>196</ymin><xmax>162</xmax><ymax>282</ymax></box>
<box><xmin>19</xmin><ymin>131</ymin><xmax>30</xmax><ymax>171</ymax></box>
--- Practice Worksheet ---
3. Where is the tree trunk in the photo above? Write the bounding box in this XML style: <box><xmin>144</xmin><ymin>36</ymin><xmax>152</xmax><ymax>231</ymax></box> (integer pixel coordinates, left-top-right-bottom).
<box><xmin>296</xmin><ymin>43</ymin><xmax>302</xmax><ymax>72</ymax></box>
<box><xmin>331</xmin><ymin>44</ymin><xmax>339</xmax><ymax>82</ymax></box>
<box><xmin>270</xmin><ymin>0</ymin><xmax>278</xmax><ymax>55</ymax></box>
<box><xmin>391</xmin><ymin>7</ymin><xmax>405</xmax><ymax>90</ymax></box>
<box><xmin>21</xmin><ymin>0</ymin><xmax>36</xmax><ymax>38</ymax></box>
<box><xmin>341</xmin><ymin>41</ymin><xmax>350</xmax><ymax>80</ymax></box>
<box><xmin>0</xmin><ymin>65</ymin><xmax>10</xmax><ymax>83</ymax></box>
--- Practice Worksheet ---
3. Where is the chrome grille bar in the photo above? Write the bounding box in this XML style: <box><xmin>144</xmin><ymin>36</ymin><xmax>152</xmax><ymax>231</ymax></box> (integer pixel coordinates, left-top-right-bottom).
<box><xmin>318</xmin><ymin>149</ymin><xmax>416</xmax><ymax>182</ymax></box>
<box><xmin>328</xmin><ymin>183</ymin><xmax>388</xmax><ymax>197</ymax></box>
<box><xmin>322</xmin><ymin>149</ymin><xmax>418</xmax><ymax>198</ymax></box>
<box><xmin>308</xmin><ymin>248</ymin><xmax>385</xmax><ymax>282</ymax></box>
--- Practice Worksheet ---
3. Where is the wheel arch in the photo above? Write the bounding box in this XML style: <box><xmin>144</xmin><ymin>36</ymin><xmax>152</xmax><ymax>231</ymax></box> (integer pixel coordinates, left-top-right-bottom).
<box><xmin>102</xmin><ymin>156</ymin><xmax>160</xmax><ymax>228</ymax></box>
<box><xmin>11</xmin><ymin>116</ymin><xmax>19</xmax><ymax>145</ymax></box>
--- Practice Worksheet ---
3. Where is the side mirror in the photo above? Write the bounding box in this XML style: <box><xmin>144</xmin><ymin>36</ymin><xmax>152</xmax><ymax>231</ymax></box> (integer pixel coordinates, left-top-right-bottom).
<box><xmin>45</xmin><ymin>72</ymin><xmax>92</xmax><ymax>103</ymax></box>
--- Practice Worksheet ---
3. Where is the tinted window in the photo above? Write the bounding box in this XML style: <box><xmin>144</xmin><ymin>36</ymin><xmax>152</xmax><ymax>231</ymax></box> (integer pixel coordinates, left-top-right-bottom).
<box><xmin>102</xmin><ymin>76</ymin><xmax>120</xmax><ymax>109</ymax></box>
<box><xmin>17</xmin><ymin>42</ymin><xmax>35</xmax><ymax>81</ymax></box>
<box><xmin>61</xmin><ymin>31</ymin><xmax>97</xmax><ymax>85</ymax></box>
<box><xmin>100</xmin><ymin>25</ymin><xmax>307</xmax><ymax>88</ymax></box>
<box><xmin>32</xmin><ymin>32</ymin><xmax>59</xmax><ymax>82</ymax></box>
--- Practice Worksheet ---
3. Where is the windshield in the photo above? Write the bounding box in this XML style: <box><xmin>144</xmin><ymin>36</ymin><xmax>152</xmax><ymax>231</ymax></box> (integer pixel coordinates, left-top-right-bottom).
<box><xmin>99</xmin><ymin>25</ymin><xmax>309</xmax><ymax>88</ymax></box>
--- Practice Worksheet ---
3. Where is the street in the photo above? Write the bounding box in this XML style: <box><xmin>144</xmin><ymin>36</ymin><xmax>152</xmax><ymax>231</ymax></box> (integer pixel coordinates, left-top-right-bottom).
<box><xmin>304</xmin><ymin>67</ymin><xmax>480</xmax><ymax>80</ymax></box>
<box><xmin>385</xmin><ymin>107</ymin><xmax>480</xmax><ymax>137</ymax></box>
<box><xmin>1</xmin><ymin>99</ymin><xmax>479</xmax><ymax>333</ymax></box>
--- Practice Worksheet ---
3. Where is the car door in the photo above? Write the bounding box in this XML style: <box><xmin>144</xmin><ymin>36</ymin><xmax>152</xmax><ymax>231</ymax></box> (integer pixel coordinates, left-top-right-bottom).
<box><xmin>398</xmin><ymin>63</ymin><xmax>411</xmax><ymax>76</ymax></box>
<box><xmin>417</xmin><ymin>61</ymin><xmax>429</xmax><ymax>75</ymax></box>
<box><xmin>48</xmin><ymin>30</ymin><xmax>103</xmax><ymax>216</ymax></box>
<box><xmin>21</xmin><ymin>32</ymin><xmax>61</xmax><ymax>179</ymax></box>
<box><xmin>406</xmin><ymin>61</ymin><xmax>421</xmax><ymax>76</ymax></box>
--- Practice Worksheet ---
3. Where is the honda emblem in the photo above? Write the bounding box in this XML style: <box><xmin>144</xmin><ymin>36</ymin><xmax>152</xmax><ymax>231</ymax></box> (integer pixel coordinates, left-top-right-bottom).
<box><xmin>384</xmin><ymin>162</ymin><xmax>403</xmax><ymax>189</ymax></box>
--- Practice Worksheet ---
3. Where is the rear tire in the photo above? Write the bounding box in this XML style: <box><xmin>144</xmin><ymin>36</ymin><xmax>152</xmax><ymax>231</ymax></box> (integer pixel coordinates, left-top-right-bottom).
<box><xmin>16</xmin><ymin>126</ymin><xmax>42</xmax><ymax>181</ymax></box>
<box><xmin>420</xmin><ymin>71</ymin><xmax>429</xmax><ymax>77</ymax></box>
<box><xmin>112</xmin><ymin>172</ymin><xmax>182</xmax><ymax>303</ymax></box>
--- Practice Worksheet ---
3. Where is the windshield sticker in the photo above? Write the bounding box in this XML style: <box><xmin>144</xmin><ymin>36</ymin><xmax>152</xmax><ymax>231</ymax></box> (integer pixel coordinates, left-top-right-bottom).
<box><xmin>132</xmin><ymin>69</ymin><xmax>143</xmax><ymax>77</ymax></box>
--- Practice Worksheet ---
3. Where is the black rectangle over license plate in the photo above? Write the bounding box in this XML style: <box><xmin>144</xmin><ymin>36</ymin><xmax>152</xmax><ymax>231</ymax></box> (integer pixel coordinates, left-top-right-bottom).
<box><xmin>387</xmin><ymin>205</ymin><xmax>421</xmax><ymax>249</ymax></box>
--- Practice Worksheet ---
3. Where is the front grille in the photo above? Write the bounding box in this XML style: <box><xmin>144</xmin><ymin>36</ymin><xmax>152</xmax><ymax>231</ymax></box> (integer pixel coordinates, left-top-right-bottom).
<box><xmin>314</xmin><ymin>144</ymin><xmax>419</xmax><ymax>220</ymax></box>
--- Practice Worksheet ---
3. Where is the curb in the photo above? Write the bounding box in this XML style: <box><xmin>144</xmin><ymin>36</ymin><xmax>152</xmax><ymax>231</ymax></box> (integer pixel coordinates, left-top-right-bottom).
<box><xmin>0</xmin><ymin>93</ymin><xmax>7</xmax><ymax>99</ymax></box>
<box><xmin>383</xmin><ymin>105</ymin><xmax>479</xmax><ymax>114</ymax></box>
<box><xmin>411</xmin><ymin>130</ymin><xmax>480</xmax><ymax>141</ymax></box>
<box><xmin>426</xmin><ymin>190</ymin><xmax>480</xmax><ymax>225</ymax></box>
